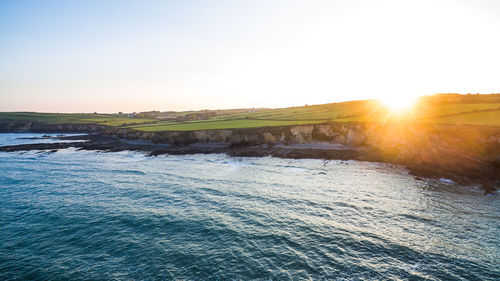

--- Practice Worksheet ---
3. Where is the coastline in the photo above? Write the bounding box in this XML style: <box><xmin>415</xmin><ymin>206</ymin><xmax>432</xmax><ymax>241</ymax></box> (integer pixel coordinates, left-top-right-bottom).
<box><xmin>1</xmin><ymin>132</ymin><xmax>498</xmax><ymax>194</ymax></box>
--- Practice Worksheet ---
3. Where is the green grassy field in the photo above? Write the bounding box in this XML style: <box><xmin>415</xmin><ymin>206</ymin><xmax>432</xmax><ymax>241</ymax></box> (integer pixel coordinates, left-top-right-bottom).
<box><xmin>0</xmin><ymin>112</ymin><xmax>157</xmax><ymax>126</ymax></box>
<box><xmin>127</xmin><ymin>119</ymin><xmax>326</xmax><ymax>131</ymax></box>
<box><xmin>434</xmin><ymin>110</ymin><xmax>500</xmax><ymax>126</ymax></box>
<box><xmin>1</xmin><ymin>94</ymin><xmax>499</xmax><ymax>131</ymax></box>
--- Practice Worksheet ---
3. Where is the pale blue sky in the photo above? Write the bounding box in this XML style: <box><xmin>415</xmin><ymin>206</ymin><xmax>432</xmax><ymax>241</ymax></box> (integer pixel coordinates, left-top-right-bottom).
<box><xmin>1</xmin><ymin>0</ymin><xmax>499</xmax><ymax>112</ymax></box>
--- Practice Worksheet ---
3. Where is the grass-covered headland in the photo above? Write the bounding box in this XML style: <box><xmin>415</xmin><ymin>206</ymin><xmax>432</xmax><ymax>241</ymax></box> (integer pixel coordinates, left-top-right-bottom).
<box><xmin>1</xmin><ymin>94</ymin><xmax>499</xmax><ymax>131</ymax></box>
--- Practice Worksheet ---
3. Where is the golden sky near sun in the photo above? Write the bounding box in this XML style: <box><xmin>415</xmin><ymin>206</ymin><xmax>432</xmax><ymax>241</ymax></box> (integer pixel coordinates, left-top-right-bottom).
<box><xmin>0</xmin><ymin>0</ymin><xmax>499</xmax><ymax>112</ymax></box>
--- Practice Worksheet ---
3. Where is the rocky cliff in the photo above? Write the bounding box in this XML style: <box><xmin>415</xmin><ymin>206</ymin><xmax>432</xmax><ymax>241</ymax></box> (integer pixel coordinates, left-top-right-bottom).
<box><xmin>0</xmin><ymin>121</ymin><xmax>108</xmax><ymax>133</ymax></box>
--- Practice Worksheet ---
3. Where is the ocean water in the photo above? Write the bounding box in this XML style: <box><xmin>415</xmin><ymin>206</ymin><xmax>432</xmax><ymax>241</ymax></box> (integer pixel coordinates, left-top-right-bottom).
<box><xmin>0</xmin><ymin>133</ymin><xmax>86</xmax><ymax>145</ymax></box>
<box><xmin>0</xmin><ymin>134</ymin><xmax>498</xmax><ymax>280</ymax></box>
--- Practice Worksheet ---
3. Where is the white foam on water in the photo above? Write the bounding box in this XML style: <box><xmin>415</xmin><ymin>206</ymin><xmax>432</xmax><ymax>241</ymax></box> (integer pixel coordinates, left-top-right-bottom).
<box><xmin>439</xmin><ymin>178</ymin><xmax>456</xmax><ymax>185</ymax></box>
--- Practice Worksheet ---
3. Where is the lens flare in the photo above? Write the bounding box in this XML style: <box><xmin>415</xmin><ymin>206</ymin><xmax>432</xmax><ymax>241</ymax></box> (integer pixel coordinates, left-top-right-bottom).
<box><xmin>379</xmin><ymin>95</ymin><xmax>419</xmax><ymax>112</ymax></box>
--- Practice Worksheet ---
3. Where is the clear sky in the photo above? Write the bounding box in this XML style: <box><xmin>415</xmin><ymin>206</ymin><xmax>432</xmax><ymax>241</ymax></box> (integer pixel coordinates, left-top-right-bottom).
<box><xmin>1</xmin><ymin>0</ymin><xmax>499</xmax><ymax>113</ymax></box>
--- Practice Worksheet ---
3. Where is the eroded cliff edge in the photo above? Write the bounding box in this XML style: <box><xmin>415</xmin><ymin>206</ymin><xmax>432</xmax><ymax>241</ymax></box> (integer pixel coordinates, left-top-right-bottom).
<box><xmin>1</xmin><ymin>121</ymin><xmax>499</xmax><ymax>191</ymax></box>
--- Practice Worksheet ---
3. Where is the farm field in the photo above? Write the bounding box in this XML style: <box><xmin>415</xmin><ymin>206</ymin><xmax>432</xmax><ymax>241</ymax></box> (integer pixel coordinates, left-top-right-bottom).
<box><xmin>1</xmin><ymin>94</ymin><xmax>499</xmax><ymax>131</ymax></box>
<box><xmin>128</xmin><ymin>119</ymin><xmax>326</xmax><ymax>131</ymax></box>
<box><xmin>0</xmin><ymin>112</ymin><xmax>157</xmax><ymax>126</ymax></box>
<box><xmin>434</xmin><ymin>110</ymin><xmax>500</xmax><ymax>127</ymax></box>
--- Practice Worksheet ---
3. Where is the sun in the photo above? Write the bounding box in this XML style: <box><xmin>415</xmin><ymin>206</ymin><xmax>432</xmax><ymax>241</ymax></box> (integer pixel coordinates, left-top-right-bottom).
<box><xmin>379</xmin><ymin>95</ymin><xmax>419</xmax><ymax>112</ymax></box>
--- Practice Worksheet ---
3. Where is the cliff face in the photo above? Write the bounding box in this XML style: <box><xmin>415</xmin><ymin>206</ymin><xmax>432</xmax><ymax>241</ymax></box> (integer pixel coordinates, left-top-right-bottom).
<box><xmin>360</xmin><ymin>123</ymin><xmax>500</xmax><ymax>182</ymax></box>
<box><xmin>0</xmin><ymin>122</ymin><xmax>108</xmax><ymax>133</ymax></box>
<box><xmin>2</xmin><ymin>120</ymin><xmax>499</xmax><ymax>150</ymax></box>
<box><xmin>112</xmin><ymin>123</ymin><xmax>370</xmax><ymax>147</ymax></box>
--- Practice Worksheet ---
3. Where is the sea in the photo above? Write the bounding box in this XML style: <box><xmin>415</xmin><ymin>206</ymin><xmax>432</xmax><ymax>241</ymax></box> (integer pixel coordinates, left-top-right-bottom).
<box><xmin>0</xmin><ymin>133</ymin><xmax>498</xmax><ymax>280</ymax></box>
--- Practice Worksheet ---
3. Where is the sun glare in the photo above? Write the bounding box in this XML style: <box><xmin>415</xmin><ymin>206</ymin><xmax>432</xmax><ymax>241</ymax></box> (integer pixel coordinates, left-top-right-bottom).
<box><xmin>379</xmin><ymin>95</ymin><xmax>419</xmax><ymax>112</ymax></box>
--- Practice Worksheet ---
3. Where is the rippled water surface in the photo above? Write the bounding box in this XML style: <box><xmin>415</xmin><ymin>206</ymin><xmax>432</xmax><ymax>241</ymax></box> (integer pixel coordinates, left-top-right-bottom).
<box><xmin>0</xmin><ymin>133</ymin><xmax>85</xmax><ymax>145</ymax></box>
<box><xmin>0</xmin><ymin>134</ymin><xmax>498</xmax><ymax>280</ymax></box>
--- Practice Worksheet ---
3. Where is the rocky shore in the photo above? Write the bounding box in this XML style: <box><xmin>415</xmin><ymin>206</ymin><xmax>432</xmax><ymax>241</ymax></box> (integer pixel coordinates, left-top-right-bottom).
<box><xmin>1</xmin><ymin>121</ymin><xmax>499</xmax><ymax>193</ymax></box>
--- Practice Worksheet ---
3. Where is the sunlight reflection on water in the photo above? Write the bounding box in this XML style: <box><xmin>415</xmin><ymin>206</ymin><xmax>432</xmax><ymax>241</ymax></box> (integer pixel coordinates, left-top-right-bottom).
<box><xmin>0</xmin><ymin>134</ymin><xmax>498</xmax><ymax>280</ymax></box>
